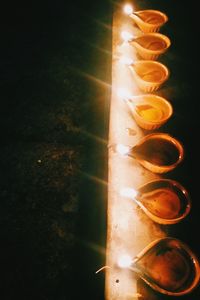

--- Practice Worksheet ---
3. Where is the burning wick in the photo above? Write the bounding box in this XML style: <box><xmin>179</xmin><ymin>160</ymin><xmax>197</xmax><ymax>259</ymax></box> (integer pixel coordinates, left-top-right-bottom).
<box><xmin>115</xmin><ymin>144</ymin><xmax>130</xmax><ymax>155</ymax></box>
<box><xmin>123</xmin><ymin>4</ymin><xmax>138</xmax><ymax>24</ymax></box>
<box><xmin>117</xmin><ymin>87</ymin><xmax>132</xmax><ymax>100</ymax></box>
<box><xmin>123</xmin><ymin>4</ymin><xmax>134</xmax><ymax>15</ymax></box>
<box><xmin>119</xmin><ymin>56</ymin><xmax>134</xmax><ymax>66</ymax></box>
<box><xmin>121</xmin><ymin>30</ymin><xmax>134</xmax><ymax>42</ymax></box>
<box><xmin>120</xmin><ymin>187</ymin><xmax>138</xmax><ymax>199</ymax></box>
<box><xmin>118</xmin><ymin>254</ymin><xmax>133</xmax><ymax>268</ymax></box>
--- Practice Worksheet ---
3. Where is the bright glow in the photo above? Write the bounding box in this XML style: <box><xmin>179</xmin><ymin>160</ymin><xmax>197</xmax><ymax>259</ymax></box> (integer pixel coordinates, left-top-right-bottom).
<box><xmin>121</xmin><ymin>31</ymin><xmax>134</xmax><ymax>42</ymax></box>
<box><xmin>117</xmin><ymin>88</ymin><xmax>132</xmax><ymax>100</ymax></box>
<box><xmin>124</xmin><ymin>4</ymin><xmax>133</xmax><ymax>15</ymax></box>
<box><xmin>116</xmin><ymin>144</ymin><xmax>130</xmax><ymax>155</ymax></box>
<box><xmin>117</xmin><ymin>216</ymin><xmax>129</xmax><ymax>230</ymax></box>
<box><xmin>120</xmin><ymin>187</ymin><xmax>138</xmax><ymax>199</ymax></box>
<box><xmin>119</xmin><ymin>56</ymin><xmax>134</xmax><ymax>65</ymax></box>
<box><xmin>118</xmin><ymin>254</ymin><xmax>133</xmax><ymax>268</ymax></box>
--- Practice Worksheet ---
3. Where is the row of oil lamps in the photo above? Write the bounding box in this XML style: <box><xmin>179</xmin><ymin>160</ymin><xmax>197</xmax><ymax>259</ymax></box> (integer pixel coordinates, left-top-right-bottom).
<box><xmin>109</xmin><ymin>3</ymin><xmax>200</xmax><ymax>297</ymax></box>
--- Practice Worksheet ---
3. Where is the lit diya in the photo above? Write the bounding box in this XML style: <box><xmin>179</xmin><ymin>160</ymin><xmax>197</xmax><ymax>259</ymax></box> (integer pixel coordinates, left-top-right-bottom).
<box><xmin>120</xmin><ymin>179</ymin><xmax>191</xmax><ymax>224</ymax></box>
<box><xmin>118</xmin><ymin>88</ymin><xmax>173</xmax><ymax>130</ymax></box>
<box><xmin>117</xmin><ymin>237</ymin><xmax>200</xmax><ymax>296</ymax></box>
<box><xmin>120</xmin><ymin>56</ymin><xmax>169</xmax><ymax>92</ymax></box>
<box><xmin>121</xmin><ymin>30</ymin><xmax>171</xmax><ymax>60</ymax></box>
<box><xmin>115</xmin><ymin>133</ymin><xmax>184</xmax><ymax>173</ymax></box>
<box><xmin>123</xmin><ymin>4</ymin><xmax>168</xmax><ymax>33</ymax></box>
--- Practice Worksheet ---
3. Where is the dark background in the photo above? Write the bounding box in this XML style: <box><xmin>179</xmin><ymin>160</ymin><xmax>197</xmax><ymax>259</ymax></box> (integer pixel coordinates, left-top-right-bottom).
<box><xmin>0</xmin><ymin>0</ymin><xmax>200</xmax><ymax>299</ymax></box>
<box><xmin>0</xmin><ymin>1</ymin><xmax>112</xmax><ymax>299</ymax></box>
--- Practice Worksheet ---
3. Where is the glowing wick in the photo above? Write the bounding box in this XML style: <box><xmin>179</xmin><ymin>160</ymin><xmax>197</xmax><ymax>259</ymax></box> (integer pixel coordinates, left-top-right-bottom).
<box><xmin>121</xmin><ymin>30</ymin><xmax>134</xmax><ymax>42</ymax></box>
<box><xmin>119</xmin><ymin>56</ymin><xmax>134</xmax><ymax>65</ymax></box>
<box><xmin>124</xmin><ymin>4</ymin><xmax>133</xmax><ymax>15</ymax></box>
<box><xmin>118</xmin><ymin>254</ymin><xmax>133</xmax><ymax>268</ymax></box>
<box><xmin>117</xmin><ymin>88</ymin><xmax>132</xmax><ymax>100</ymax></box>
<box><xmin>120</xmin><ymin>187</ymin><xmax>138</xmax><ymax>199</ymax></box>
<box><xmin>116</xmin><ymin>144</ymin><xmax>130</xmax><ymax>155</ymax></box>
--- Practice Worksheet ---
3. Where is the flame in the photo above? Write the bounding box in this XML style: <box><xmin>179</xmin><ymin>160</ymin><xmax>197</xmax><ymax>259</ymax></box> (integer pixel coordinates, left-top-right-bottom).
<box><xmin>119</xmin><ymin>56</ymin><xmax>134</xmax><ymax>65</ymax></box>
<box><xmin>123</xmin><ymin>4</ymin><xmax>133</xmax><ymax>15</ymax></box>
<box><xmin>118</xmin><ymin>254</ymin><xmax>133</xmax><ymax>268</ymax></box>
<box><xmin>116</xmin><ymin>144</ymin><xmax>130</xmax><ymax>155</ymax></box>
<box><xmin>120</xmin><ymin>187</ymin><xmax>138</xmax><ymax>199</ymax></box>
<box><xmin>117</xmin><ymin>88</ymin><xmax>132</xmax><ymax>100</ymax></box>
<box><xmin>121</xmin><ymin>30</ymin><xmax>134</xmax><ymax>42</ymax></box>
